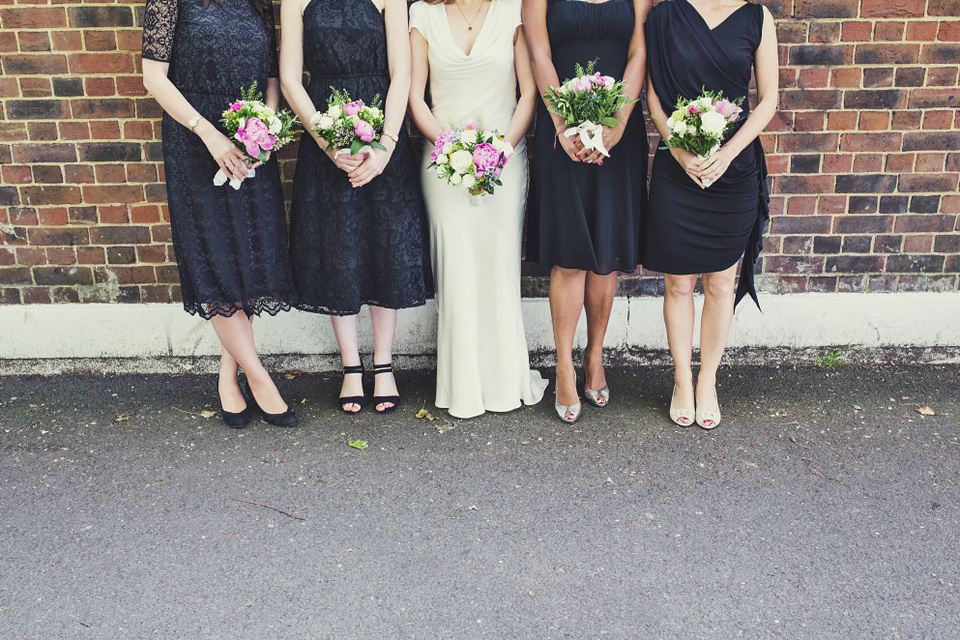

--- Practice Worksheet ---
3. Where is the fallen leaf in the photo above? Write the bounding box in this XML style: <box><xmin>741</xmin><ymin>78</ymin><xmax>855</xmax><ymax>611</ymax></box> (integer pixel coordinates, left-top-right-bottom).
<box><xmin>852</xmin><ymin>405</ymin><xmax>862</xmax><ymax>411</ymax></box>
<box><xmin>348</xmin><ymin>439</ymin><xmax>368</xmax><ymax>450</ymax></box>
<box><xmin>416</xmin><ymin>408</ymin><xmax>439</xmax><ymax>422</ymax></box>
<box><xmin>199</xmin><ymin>410</ymin><xmax>217</xmax><ymax>419</ymax></box>
<box><xmin>116</xmin><ymin>413</ymin><xmax>130</xmax><ymax>422</ymax></box>
<box><xmin>467</xmin><ymin>505</ymin><xmax>477</xmax><ymax>511</ymax></box>
<box><xmin>916</xmin><ymin>406</ymin><xmax>936</xmax><ymax>416</ymax></box>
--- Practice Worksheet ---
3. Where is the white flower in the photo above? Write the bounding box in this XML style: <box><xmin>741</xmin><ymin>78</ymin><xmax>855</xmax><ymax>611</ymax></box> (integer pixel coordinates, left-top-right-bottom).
<box><xmin>368</xmin><ymin>107</ymin><xmax>382</xmax><ymax>118</ymax></box>
<box><xmin>441</xmin><ymin>141</ymin><xmax>453</xmax><ymax>155</ymax></box>
<box><xmin>268</xmin><ymin>116</ymin><xmax>282</xmax><ymax>135</ymax></box>
<box><xmin>316</xmin><ymin>114</ymin><xmax>334</xmax><ymax>130</ymax></box>
<box><xmin>459</xmin><ymin>128</ymin><xmax>477</xmax><ymax>145</ymax></box>
<box><xmin>435</xmin><ymin>153</ymin><xmax>448</xmax><ymax>165</ymax></box>
<box><xmin>449</xmin><ymin>172</ymin><xmax>462</xmax><ymax>185</ymax></box>
<box><xmin>700</xmin><ymin>111</ymin><xmax>727</xmax><ymax>136</ymax></box>
<box><xmin>671</xmin><ymin>120</ymin><xmax>688</xmax><ymax>135</ymax></box>
<box><xmin>450</xmin><ymin>149</ymin><xmax>474</xmax><ymax>173</ymax></box>
<box><xmin>327</xmin><ymin>105</ymin><xmax>342</xmax><ymax>119</ymax></box>
<box><xmin>461</xmin><ymin>174</ymin><xmax>476</xmax><ymax>189</ymax></box>
<box><xmin>698</xmin><ymin>97</ymin><xmax>713</xmax><ymax>110</ymax></box>
<box><xmin>666</xmin><ymin>116</ymin><xmax>675</xmax><ymax>129</ymax></box>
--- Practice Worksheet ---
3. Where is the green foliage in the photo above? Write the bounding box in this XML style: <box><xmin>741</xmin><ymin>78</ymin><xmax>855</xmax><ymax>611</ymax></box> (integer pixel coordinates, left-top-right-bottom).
<box><xmin>814</xmin><ymin>343</ymin><xmax>854</xmax><ymax>368</ymax></box>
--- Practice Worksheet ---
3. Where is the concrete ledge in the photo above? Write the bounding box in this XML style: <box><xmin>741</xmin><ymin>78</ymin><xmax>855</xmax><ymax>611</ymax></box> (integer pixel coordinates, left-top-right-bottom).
<box><xmin>2</xmin><ymin>292</ymin><xmax>959</xmax><ymax>374</ymax></box>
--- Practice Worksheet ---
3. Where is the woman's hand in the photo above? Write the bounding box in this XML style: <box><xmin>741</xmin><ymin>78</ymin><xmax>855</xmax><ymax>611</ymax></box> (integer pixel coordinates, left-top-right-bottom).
<box><xmin>348</xmin><ymin>144</ymin><xmax>395</xmax><ymax>188</ymax></box>
<box><xmin>199</xmin><ymin>125</ymin><xmax>250</xmax><ymax>183</ymax></box>
<box><xmin>248</xmin><ymin>151</ymin><xmax>270</xmax><ymax>171</ymax></box>
<box><xmin>697</xmin><ymin>145</ymin><xmax>735</xmax><ymax>187</ymax></box>
<box><xmin>557</xmin><ymin>125</ymin><xmax>584</xmax><ymax>162</ymax></box>
<box><xmin>580</xmin><ymin>124</ymin><xmax>625</xmax><ymax>165</ymax></box>
<box><xmin>670</xmin><ymin>147</ymin><xmax>705</xmax><ymax>189</ymax></box>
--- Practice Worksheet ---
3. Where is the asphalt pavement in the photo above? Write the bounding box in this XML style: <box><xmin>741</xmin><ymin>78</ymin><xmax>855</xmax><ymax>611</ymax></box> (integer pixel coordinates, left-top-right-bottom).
<box><xmin>1</xmin><ymin>365</ymin><xmax>958</xmax><ymax>640</ymax></box>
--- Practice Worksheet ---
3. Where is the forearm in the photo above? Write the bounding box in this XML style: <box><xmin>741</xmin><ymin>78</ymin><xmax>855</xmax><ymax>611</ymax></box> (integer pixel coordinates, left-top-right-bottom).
<box><xmin>382</xmin><ymin>70</ymin><xmax>409</xmax><ymax>140</ymax></box>
<box><xmin>504</xmin><ymin>93</ymin><xmax>535</xmax><ymax>148</ymax></box>
<box><xmin>723</xmin><ymin>97</ymin><xmax>776</xmax><ymax>156</ymax></box>
<box><xmin>645</xmin><ymin>77</ymin><xmax>672</xmax><ymax>140</ymax></box>
<box><xmin>143</xmin><ymin>64</ymin><xmax>205</xmax><ymax>131</ymax></box>
<box><xmin>265</xmin><ymin>77</ymin><xmax>281</xmax><ymax>111</ymax></box>
<box><xmin>408</xmin><ymin>98</ymin><xmax>443</xmax><ymax>144</ymax></box>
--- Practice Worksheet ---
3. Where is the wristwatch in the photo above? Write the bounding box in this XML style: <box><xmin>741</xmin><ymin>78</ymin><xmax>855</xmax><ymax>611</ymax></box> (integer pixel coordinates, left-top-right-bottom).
<box><xmin>382</xmin><ymin>130</ymin><xmax>399</xmax><ymax>143</ymax></box>
<box><xmin>188</xmin><ymin>114</ymin><xmax>203</xmax><ymax>132</ymax></box>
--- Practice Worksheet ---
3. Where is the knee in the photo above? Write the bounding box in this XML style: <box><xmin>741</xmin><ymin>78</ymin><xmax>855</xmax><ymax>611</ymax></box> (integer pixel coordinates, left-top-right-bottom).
<box><xmin>703</xmin><ymin>274</ymin><xmax>735</xmax><ymax>300</ymax></box>
<box><xmin>664</xmin><ymin>276</ymin><xmax>696</xmax><ymax>298</ymax></box>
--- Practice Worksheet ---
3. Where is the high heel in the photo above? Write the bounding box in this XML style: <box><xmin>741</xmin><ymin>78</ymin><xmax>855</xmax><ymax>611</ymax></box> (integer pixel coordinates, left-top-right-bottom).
<box><xmin>372</xmin><ymin>363</ymin><xmax>400</xmax><ymax>414</ymax></box>
<box><xmin>554</xmin><ymin>396</ymin><xmax>583</xmax><ymax>424</ymax></box>
<box><xmin>669</xmin><ymin>384</ymin><xmax>695</xmax><ymax>427</ymax></box>
<box><xmin>244</xmin><ymin>378</ymin><xmax>298</xmax><ymax>427</ymax></box>
<box><xmin>695</xmin><ymin>386</ymin><xmax>721</xmax><ymax>430</ymax></box>
<box><xmin>339</xmin><ymin>364</ymin><xmax>366</xmax><ymax>414</ymax></box>
<box><xmin>220</xmin><ymin>376</ymin><xmax>251</xmax><ymax>429</ymax></box>
<box><xmin>583</xmin><ymin>385</ymin><xmax>610</xmax><ymax>408</ymax></box>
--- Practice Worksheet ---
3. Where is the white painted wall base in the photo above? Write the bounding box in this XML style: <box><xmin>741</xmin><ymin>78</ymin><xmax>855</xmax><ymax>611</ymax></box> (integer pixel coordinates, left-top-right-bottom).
<box><xmin>2</xmin><ymin>293</ymin><xmax>959</xmax><ymax>375</ymax></box>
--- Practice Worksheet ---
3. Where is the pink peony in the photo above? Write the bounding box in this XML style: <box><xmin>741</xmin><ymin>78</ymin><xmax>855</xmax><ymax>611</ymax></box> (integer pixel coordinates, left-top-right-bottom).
<box><xmin>354</xmin><ymin>120</ymin><xmax>376</xmax><ymax>143</ymax></box>
<box><xmin>431</xmin><ymin>129</ymin><xmax>455</xmax><ymax>160</ymax></box>
<box><xmin>343</xmin><ymin>101</ymin><xmax>363</xmax><ymax>116</ymax></box>
<box><xmin>472</xmin><ymin>142</ymin><xmax>501</xmax><ymax>174</ymax></box>
<box><xmin>234</xmin><ymin>117</ymin><xmax>275</xmax><ymax>157</ymax></box>
<box><xmin>714</xmin><ymin>99</ymin><xmax>743</xmax><ymax>121</ymax></box>
<box><xmin>230</xmin><ymin>101</ymin><xmax>244</xmax><ymax>112</ymax></box>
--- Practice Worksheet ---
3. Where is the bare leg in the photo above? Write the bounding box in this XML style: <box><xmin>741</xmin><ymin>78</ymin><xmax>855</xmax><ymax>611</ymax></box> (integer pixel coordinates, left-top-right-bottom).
<box><xmin>210</xmin><ymin>313</ymin><xmax>288</xmax><ymax>414</ymax></box>
<box><xmin>218</xmin><ymin>344</ymin><xmax>244</xmax><ymax>412</ymax></box>
<box><xmin>663</xmin><ymin>274</ymin><xmax>698</xmax><ymax>417</ymax></box>
<box><xmin>696</xmin><ymin>263</ymin><xmax>738</xmax><ymax>420</ymax></box>
<box><xmin>370</xmin><ymin>305</ymin><xmax>399</xmax><ymax>412</ymax></box>
<box><xmin>583</xmin><ymin>271</ymin><xmax>617</xmax><ymax>399</ymax></box>
<box><xmin>549</xmin><ymin>266</ymin><xmax>586</xmax><ymax>407</ymax></box>
<box><xmin>331</xmin><ymin>313</ymin><xmax>363</xmax><ymax>413</ymax></box>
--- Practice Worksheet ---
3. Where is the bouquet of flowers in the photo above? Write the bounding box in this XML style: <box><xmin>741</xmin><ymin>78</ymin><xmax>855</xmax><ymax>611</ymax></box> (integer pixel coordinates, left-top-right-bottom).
<box><xmin>544</xmin><ymin>59</ymin><xmax>633</xmax><ymax>158</ymax></box>
<box><xmin>310</xmin><ymin>88</ymin><xmax>387</xmax><ymax>159</ymax></box>
<box><xmin>217</xmin><ymin>83</ymin><xmax>300</xmax><ymax>189</ymax></box>
<box><xmin>661</xmin><ymin>88</ymin><xmax>744</xmax><ymax>186</ymax></box>
<box><xmin>428</xmin><ymin>124</ymin><xmax>513</xmax><ymax>202</ymax></box>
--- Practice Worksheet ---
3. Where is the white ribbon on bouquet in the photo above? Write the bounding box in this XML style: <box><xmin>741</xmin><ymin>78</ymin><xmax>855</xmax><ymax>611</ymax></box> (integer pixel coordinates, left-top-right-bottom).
<box><xmin>564</xmin><ymin>120</ymin><xmax>609</xmax><ymax>158</ymax></box>
<box><xmin>698</xmin><ymin>144</ymin><xmax>720</xmax><ymax>187</ymax></box>
<box><xmin>213</xmin><ymin>167</ymin><xmax>256</xmax><ymax>191</ymax></box>
<box><xmin>334</xmin><ymin>146</ymin><xmax>376</xmax><ymax>160</ymax></box>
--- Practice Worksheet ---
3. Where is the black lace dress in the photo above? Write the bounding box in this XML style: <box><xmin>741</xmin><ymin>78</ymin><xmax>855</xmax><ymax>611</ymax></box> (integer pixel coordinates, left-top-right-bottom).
<box><xmin>141</xmin><ymin>0</ymin><xmax>297</xmax><ymax>319</ymax></box>
<box><xmin>526</xmin><ymin>0</ymin><xmax>648</xmax><ymax>275</ymax></box>
<box><xmin>289</xmin><ymin>0</ymin><xmax>429</xmax><ymax>315</ymax></box>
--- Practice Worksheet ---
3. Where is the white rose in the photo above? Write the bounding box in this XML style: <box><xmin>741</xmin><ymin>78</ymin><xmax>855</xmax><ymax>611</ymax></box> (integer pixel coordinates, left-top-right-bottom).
<box><xmin>327</xmin><ymin>105</ymin><xmax>341</xmax><ymax>119</ymax></box>
<box><xmin>268</xmin><ymin>116</ymin><xmax>282</xmax><ymax>135</ymax></box>
<box><xmin>666</xmin><ymin>116</ymin><xmax>675</xmax><ymax>129</ymax></box>
<box><xmin>671</xmin><ymin>120</ymin><xmax>688</xmax><ymax>135</ymax></box>
<box><xmin>435</xmin><ymin>154</ymin><xmax>448</xmax><ymax>165</ymax></box>
<box><xmin>450</xmin><ymin>149</ymin><xmax>474</xmax><ymax>173</ymax></box>
<box><xmin>317</xmin><ymin>114</ymin><xmax>334</xmax><ymax>130</ymax></box>
<box><xmin>461</xmin><ymin>174</ymin><xmax>476</xmax><ymax>189</ymax></box>
<box><xmin>700</xmin><ymin>111</ymin><xmax>727</xmax><ymax>136</ymax></box>
<box><xmin>449</xmin><ymin>172</ymin><xmax>462</xmax><ymax>185</ymax></box>
<box><xmin>459</xmin><ymin>128</ymin><xmax>477</xmax><ymax>145</ymax></box>
<box><xmin>698</xmin><ymin>97</ymin><xmax>713</xmax><ymax>109</ymax></box>
<box><xmin>441</xmin><ymin>141</ymin><xmax>453</xmax><ymax>154</ymax></box>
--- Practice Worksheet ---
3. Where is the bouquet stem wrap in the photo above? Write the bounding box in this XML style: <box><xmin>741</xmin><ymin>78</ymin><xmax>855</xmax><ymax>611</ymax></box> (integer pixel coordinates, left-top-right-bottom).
<box><xmin>213</xmin><ymin>167</ymin><xmax>256</xmax><ymax>191</ymax></box>
<box><xmin>564</xmin><ymin>120</ymin><xmax>609</xmax><ymax>157</ymax></box>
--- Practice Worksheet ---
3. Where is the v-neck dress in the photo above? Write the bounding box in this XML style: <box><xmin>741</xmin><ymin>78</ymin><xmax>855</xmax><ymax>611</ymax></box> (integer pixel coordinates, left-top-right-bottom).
<box><xmin>287</xmin><ymin>0</ymin><xmax>429</xmax><ymax>315</ymax></box>
<box><xmin>525</xmin><ymin>0</ymin><xmax>649</xmax><ymax>275</ymax></box>
<box><xmin>409</xmin><ymin>0</ymin><xmax>547</xmax><ymax>419</ymax></box>
<box><xmin>643</xmin><ymin>0</ymin><xmax>770</xmax><ymax>308</ymax></box>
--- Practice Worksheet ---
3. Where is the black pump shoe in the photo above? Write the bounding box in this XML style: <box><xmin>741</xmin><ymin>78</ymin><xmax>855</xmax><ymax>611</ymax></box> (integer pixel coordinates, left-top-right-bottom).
<box><xmin>372</xmin><ymin>363</ymin><xmax>400</xmax><ymax>414</ymax></box>
<box><xmin>242</xmin><ymin>379</ymin><xmax>299</xmax><ymax>427</ymax></box>
<box><xmin>221</xmin><ymin>404</ymin><xmax>252</xmax><ymax>429</ymax></box>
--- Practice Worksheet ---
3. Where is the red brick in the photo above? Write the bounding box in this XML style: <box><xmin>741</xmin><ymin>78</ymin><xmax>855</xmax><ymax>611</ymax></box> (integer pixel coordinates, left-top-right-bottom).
<box><xmin>51</xmin><ymin>31</ymin><xmax>82</xmax><ymax>52</ymax></box>
<box><xmin>0</xmin><ymin>7</ymin><xmax>66</xmax><ymax>29</ymax></box>
<box><xmin>28</xmin><ymin>122</ymin><xmax>59</xmax><ymax>140</ymax></box>
<box><xmin>827</xmin><ymin>111</ymin><xmax>858</xmax><ymax>130</ymax></box>
<box><xmin>873</xmin><ymin>21</ymin><xmax>905</xmax><ymax>41</ymax></box>
<box><xmin>798</xmin><ymin>68</ymin><xmax>830</xmax><ymax>89</ymax></box>
<box><xmin>916</xmin><ymin>153</ymin><xmax>947</xmax><ymax>172</ymax></box>
<box><xmin>939</xmin><ymin>21</ymin><xmax>960</xmax><ymax>41</ymax></box>
<box><xmin>927</xmin><ymin>67</ymin><xmax>959</xmax><ymax>86</ymax></box>
<box><xmin>95</xmin><ymin>164</ymin><xmax>126</xmax><ymax>183</ymax></box>
<box><xmin>841</xmin><ymin>21</ymin><xmax>873</xmax><ymax>42</ymax></box>
<box><xmin>16</xmin><ymin>247</ymin><xmax>46</xmax><ymax>266</ymax></box>
<box><xmin>88</xmin><ymin>122</ymin><xmax>122</xmax><ymax>139</ymax></box>
<box><xmin>83</xmin><ymin>30</ymin><xmax>117</xmax><ymax>52</ymax></box>
<box><xmin>98</xmin><ymin>206</ymin><xmax>130</xmax><ymax>224</ymax></box>
<box><xmin>891</xmin><ymin>110</ymin><xmax>922</xmax><ymax>130</ymax></box>
<box><xmin>794</xmin><ymin>111</ymin><xmax>825</xmax><ymax>132</ymax></box>
<box><xmin>823</xmin><ymin>154</ymin><xmax>853</xmax><ymax>173</ymax></box>
<box><xmin>130</xmin><ymin>205</ymin><xmax>160</xmax><ymax>223</ymax></box>
<box><xmin>83</xmin><ymin>77</ymin><xmax>116</xmax><ymax>97</ymax></box>
<box><xmin>21</xmin><ymin>185</ymin><xmax>82</xmax><ymax>207</ymax></box>
<box><xmin>885</xmin><ymin>153</ymin><xmax>915</xmax><ymax>172</ymax></box>
<box><xmin>908</xmin><ymin>88</ymin><xmax>958</xmax><ymax>108</ymax></box>
<box><xmin>2</xmin><ymin>165</ymin><xmax>32</xmax><ymax>185</ymax></box>
<box><xmin>795</xmin><ymin>0</ymin><xmax>858</xmax><ymax>18</ymax></box>
<box><xmin>905</xmin><ymin>21</ymin><xmax>939</xmax><ymax>41</ymax></box>
<box><xmin>64</xmin><ymin>164</ymin><xmax>96</xmax><ymax>184</ymax></box>
<box><xmin>854</xmin><ymin>43</ymin><xmax>920</xmax><ymax>64</ymax></box>
<box><xmin>897</xmin><ymin>173</ymin><xmax>958</xmax><ymax>192</ymax></box>
<box><xmin>67</xmin><ymin>53</ymin><xmax>134</xmax><ymax>75</ymax></box>
<box><xmin>117</xmin><ymin>76</ymin><xmax>147</xmax><ymax>97</ymax></box>
<box><xmin>903</xmin><ymin>235</ymin><xmax>934</xmax><ymax>253</ymax></box>
<box><xmin>839</xmin><ymin>133</ymin><xmax>902</xmax><ymax>152</ymax></box>
<box><xmin>46</xmin><ymin>247</ymin><xmax>77</xmax><ymax>266</ymax></box>
<box><xmin>82</xmin><ymin>185</ymin><xmax>145</xmax><ymax>205</ymax></box>
<box><xmin>858</xmin><ymin>112</ymin><xmax>890</xmax><ymax>130</ymax></box>
<box><xmin>853</xmin><ymin>154</ymin><xmax>884</xmax><ymax>172</ymax></box>
<box><xmin>3</xmin><ymin>54</ymin><xmax>68</xmax><ymax>75</ymax></box>
<box><xmin>17</xmin><ymin>31</ymin><xmax>51</xmax><ymax>52</ymax></box>
<box><xmin>77</xmin><ymin>247</ymin><xmax>106</xmax><ymax>264</ymax></box>
<box><xmin>786</xmin><ymin>197</ymin><xmax>818</xmax><ymax>215</ymax></box>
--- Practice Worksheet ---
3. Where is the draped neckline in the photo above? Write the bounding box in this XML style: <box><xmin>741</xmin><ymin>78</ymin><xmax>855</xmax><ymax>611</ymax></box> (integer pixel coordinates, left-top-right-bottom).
<box><xmin>682</xmin><ymin>0</ymin><xmax>750</xmax><ymax>32</ymax></box>
<box><xmin>442</xmin><ymin>1</ymin><xmax>495</xmax><ymax>57</ymax></box>
<box><xmin>303</xmin><ymin>0</ymin><xmax>382</xmax><ymax>18</ymax></box>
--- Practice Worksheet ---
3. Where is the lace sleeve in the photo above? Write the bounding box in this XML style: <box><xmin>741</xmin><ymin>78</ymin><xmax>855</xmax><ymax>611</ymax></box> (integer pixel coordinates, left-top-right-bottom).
<box><xmin>264</xmin><ymin>2</ymin><xmax>279</xmax><ymax>77</ymax></box>
<box><xmin>142</xmin><ymin>0</ymin><xmax>178</xmax><ymax>63</ymax></box>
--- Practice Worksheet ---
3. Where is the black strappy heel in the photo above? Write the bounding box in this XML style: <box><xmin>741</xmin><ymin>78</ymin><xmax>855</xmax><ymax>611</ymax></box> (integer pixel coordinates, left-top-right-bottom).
<box><xmin>372</xmin><ymin>363</ymin><xmax>400</xmax><ymax>414</ymax></box>
<box><xmin>339</xmin><ymin>364</ymin><xmax>366</xmax><ymax>413</ymax></box>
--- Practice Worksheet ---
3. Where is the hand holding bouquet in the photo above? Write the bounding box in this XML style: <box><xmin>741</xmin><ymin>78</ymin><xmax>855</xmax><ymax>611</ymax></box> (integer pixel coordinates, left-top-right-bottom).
<box><xmin>544</xmin><ymin>59</ymin><xmax>633</xmax><ymax>158</ymax></box>
<box><xmin>310</xmin><ymin>88</ymin><xmax>387</xmax><ymax>161</ymax></box>
<box><xmin>661</xmin><ymin>89</ymin><xmax>744</xmax><ymax>187</ymax></box>
<box><xmin>217</xmin><ymin>83</ymin><xmax>300</xmax><ymax>190</ymax></box>
<box><xmin>429</xmin><ymin>125</ymin><xmax>513</xmax><ymax>203</ymax></box>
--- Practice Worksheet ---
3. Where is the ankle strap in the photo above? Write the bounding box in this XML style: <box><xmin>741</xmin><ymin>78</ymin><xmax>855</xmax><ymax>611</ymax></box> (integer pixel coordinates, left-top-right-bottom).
<box><xmin>343</xmin><ymin>364</ymin><xmax>364</xmax><ymax>374</ymax></box>
<box><xmin>373</xmin><ymin>363</ymin><xmax>393</xmax><ymax>374</ymax></box>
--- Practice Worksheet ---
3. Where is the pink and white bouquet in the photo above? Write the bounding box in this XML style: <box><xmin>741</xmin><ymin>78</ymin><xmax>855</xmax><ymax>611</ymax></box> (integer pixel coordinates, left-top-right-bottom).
<box><xmin>217</xmin><ymin>83</ymin><xmax>300</xmax><ymax>189</ymax></box>
<box><xmin>544</xmin><ymin>59</ymin><xmax>634</xmax><ymax>157</ymax></box>
<box><xmin>662</xmin><ymin>88</ymin><xmax>744</xmax><ymax>186</ymax></box>
<box><xmin>310</xmin><ymin>88</ymin><xmax>386</xmax><ymax>159</ymax></box>
<box><xmin>428</xmin><ymin>124</ymin><xmax>513</xmax><ymax>202</ymax></box>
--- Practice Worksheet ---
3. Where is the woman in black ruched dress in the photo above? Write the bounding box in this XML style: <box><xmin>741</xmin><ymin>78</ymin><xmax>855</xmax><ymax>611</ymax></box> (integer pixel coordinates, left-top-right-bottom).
<box><xmin>644</xmin><ymin>0</ymin><xmax>778</xmax><ymax>429</ymax></box>
<box><xmin>524</xmin><ymin>0</ymin><xmax>651</xmax><ymax>424</ymax></box>
<box><xmin>142</xmin><ymin>0</ymin><xmax>298</xmax><ymax>428</ymax></box>
<box><xmin>280</xmin><ymin>0</ymin><xmax>428</xmax><ymax>414</ymax></box>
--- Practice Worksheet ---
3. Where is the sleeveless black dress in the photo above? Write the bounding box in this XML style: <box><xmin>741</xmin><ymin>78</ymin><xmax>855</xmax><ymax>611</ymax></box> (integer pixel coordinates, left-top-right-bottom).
<box><xmin>643</xmin><ymin>0</ymin><xmax>770</xmax><ymax>308</ymax></box>
<box><xmin>526</xmin><ymin>0</ymin><xmax>648</xmax><ymax>276</ymax></box>
<box><xmin>141</xmin><ymin>0</ymin><xmax>297</xmax><ymax>319</ymax></box>
<box><xmin>288</xmin><ymin>0</ymin><xmax>429</xmax><ymax>315</ymax></box>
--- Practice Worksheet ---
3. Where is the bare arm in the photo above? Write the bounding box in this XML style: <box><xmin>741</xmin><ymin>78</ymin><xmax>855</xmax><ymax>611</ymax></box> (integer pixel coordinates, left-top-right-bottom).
<box><xmin>408</xmin><ymin>26</ymin><xmax>443</xmax><ymax>143</ymax></box>
<box><xmin>501</xmin><ymin>26</ymin><xmax>536</xmax><ymax>149</ymax></box>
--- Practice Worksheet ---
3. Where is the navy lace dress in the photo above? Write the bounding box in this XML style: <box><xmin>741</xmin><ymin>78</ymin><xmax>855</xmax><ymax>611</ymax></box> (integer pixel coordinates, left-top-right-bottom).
<box><xmin>526</xmin><ymin>0</ymin><xmax>648</xmax><ymax>275</ymax></box>
<box><xmin>141</xmin><ymin>0</ymin><xmax>297</xmax><ymax>319</ymax></box>
<box><xmin>289</xmin><ymin>0</ymin><xmax>429</xmax><ymax>315</ymax></box>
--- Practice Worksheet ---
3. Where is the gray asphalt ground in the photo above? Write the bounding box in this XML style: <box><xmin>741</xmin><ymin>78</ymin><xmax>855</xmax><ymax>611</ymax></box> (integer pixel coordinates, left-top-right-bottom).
<box><xmin>1</xmin><ymin>365</ymin><xmax>958</xmax><ymax>640</ymax></box>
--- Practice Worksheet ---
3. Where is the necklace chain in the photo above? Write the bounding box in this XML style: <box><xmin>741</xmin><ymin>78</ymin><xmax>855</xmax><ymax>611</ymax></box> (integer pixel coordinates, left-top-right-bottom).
<box><xmin>453</xmin><ymin>0</ymin><xmax>485</xmax><ymax>31</ymax></box>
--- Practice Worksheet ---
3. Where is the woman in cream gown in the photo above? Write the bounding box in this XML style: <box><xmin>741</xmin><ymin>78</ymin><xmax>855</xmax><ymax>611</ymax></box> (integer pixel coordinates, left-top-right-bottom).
<box><xmin>409</xmin><ymin>0</ymin><xmax>546</xmax><ymax>419</ymax></box>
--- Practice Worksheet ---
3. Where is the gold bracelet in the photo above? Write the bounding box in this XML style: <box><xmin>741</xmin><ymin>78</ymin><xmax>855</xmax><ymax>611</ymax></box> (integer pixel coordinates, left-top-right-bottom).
<box><xmin>188</xmin><ymin>114</ymin><xmax>203</xmax><ymax>132</ymax></box>
<box><xmin>382</xmin><ymin>130</ymin><xmax>399</xmax><ymax>143</ymax></box>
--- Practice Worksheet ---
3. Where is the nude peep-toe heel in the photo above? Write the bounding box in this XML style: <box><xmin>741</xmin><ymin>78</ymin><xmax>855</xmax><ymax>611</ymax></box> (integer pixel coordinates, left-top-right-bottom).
<box><xmin>695</xmin><ymin>387</ymin><xmax>721</xmax><ymax>430</ymax></box>
<box><xmin>669</xmin><ymin>384</ymin><xmax>695</xmax><ymax>427</ymax></box>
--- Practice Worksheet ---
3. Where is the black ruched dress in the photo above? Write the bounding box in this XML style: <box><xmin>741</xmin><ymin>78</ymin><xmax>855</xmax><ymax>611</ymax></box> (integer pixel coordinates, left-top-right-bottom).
<box><xmin>526</xmin><ymin>0</ymin><xmax>648</xmax><ymax>275</ymax></box>
<box><xmin>142</xmin><ymin>0</ymin><xmax>297</xmax><ymax>319</ymax></box>
<box><xmin>643</xmin><ymin>0</ymin><xmax>770</xmax><ymax>308</ymax></box>
<box><xmin>288</xmin><ymin>0</ymin><xmax>429</xmax><ymax>315</ymax></box>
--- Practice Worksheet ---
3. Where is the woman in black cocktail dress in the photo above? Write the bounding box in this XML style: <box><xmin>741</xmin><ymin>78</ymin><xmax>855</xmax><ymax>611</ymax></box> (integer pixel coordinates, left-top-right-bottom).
<box><xmin>644</xmin><ymin>0</ymin><xmax>778</xmax><ymax>429</ymax></box>
<box><xmin>142</xmin><ymin>0</ymin><xmax>298</xmax><ymax>428</ymax></box>
<box><xmin>524</xmin><ymin>0</ymin><xmax>652</xmax><ymax>424</ymax></box>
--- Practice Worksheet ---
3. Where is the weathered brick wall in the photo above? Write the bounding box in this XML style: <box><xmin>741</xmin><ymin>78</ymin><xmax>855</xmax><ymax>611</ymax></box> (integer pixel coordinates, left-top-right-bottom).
<box><xmin>1</xmin><ymin>0</ymin><xmax>958</xmax><ymax>306</ymax></box>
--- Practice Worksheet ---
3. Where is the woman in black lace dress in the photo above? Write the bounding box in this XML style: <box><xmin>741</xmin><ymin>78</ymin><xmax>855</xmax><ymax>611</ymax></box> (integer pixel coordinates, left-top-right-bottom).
<box><xmin>142</xmin><ymin>0</ymin><xmax>298</xmax><ymax>428</ymax></box>
<box><xmin>280</xmin><ymin>0</ymin><xmax>428</xmax><ymax>414</ymax></box>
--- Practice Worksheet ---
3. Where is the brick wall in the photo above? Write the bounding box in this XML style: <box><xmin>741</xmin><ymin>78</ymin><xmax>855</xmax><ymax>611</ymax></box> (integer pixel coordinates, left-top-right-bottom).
<box><xmin>1</xmin><ymin>0</ymin><xmax>958</xmax><ymax>307</ymax></box>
